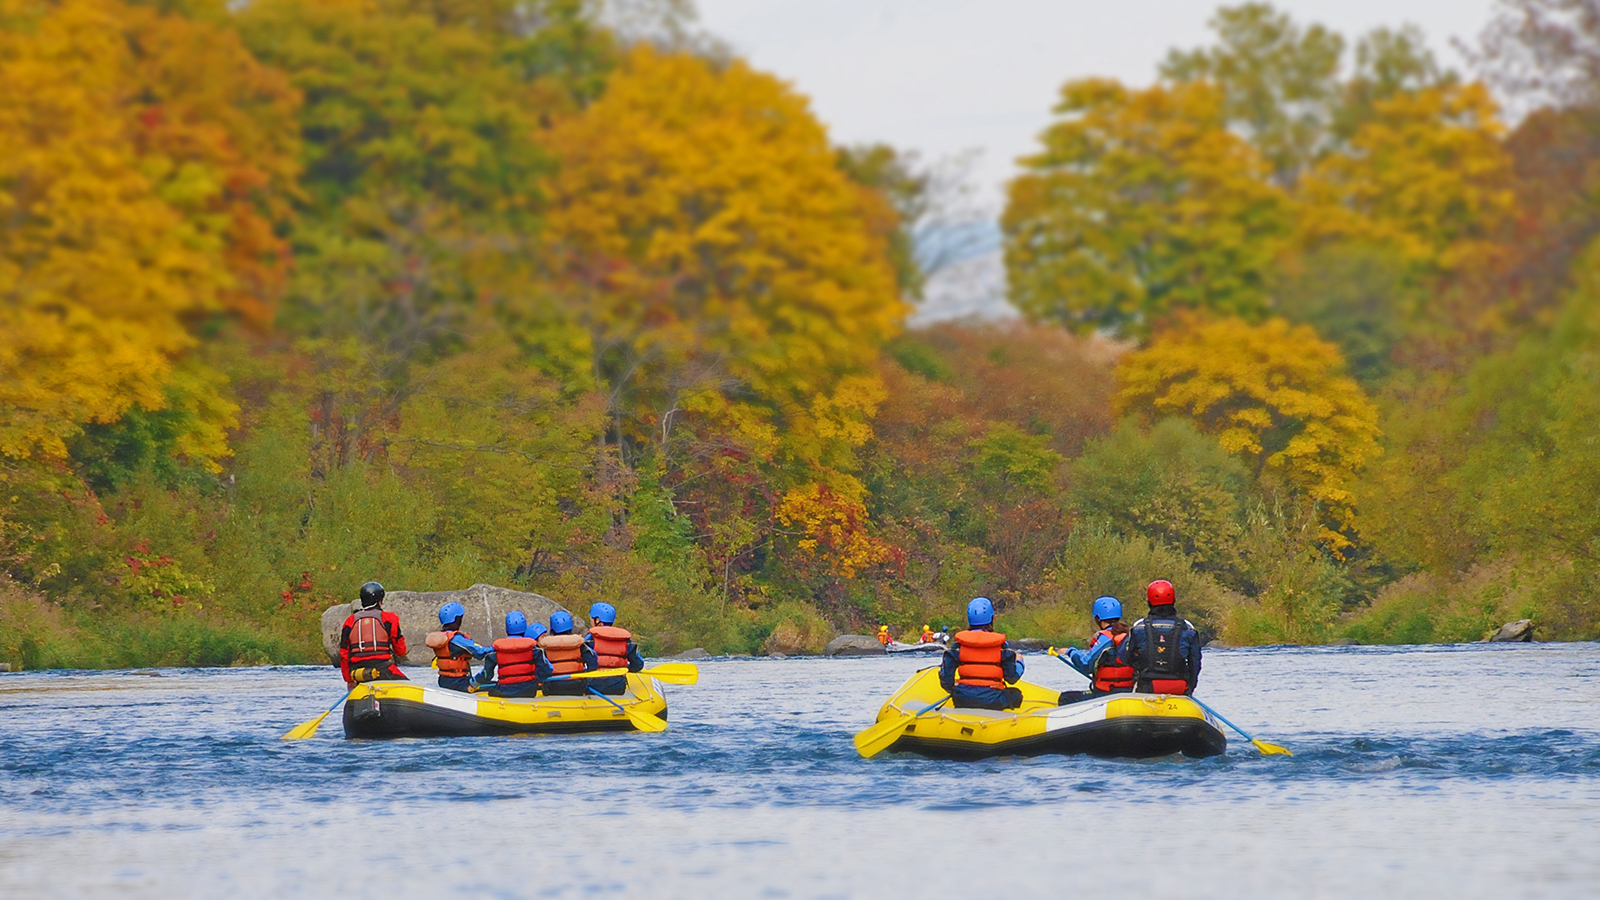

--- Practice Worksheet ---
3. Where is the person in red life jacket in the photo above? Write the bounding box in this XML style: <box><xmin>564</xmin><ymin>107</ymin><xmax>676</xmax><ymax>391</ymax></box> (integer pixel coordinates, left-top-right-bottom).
<box><xmin>538</xmin><ymin>610</ymin><xmax>599</xmax><ymax>696</ymax></box>
<box><xmin>938</xmin><ymin>597</ymin><xmax>1025</xmax><ymax>710</ymax></box>
<box><xmin>424</xmin><ymin>601</ymin><xmax>491</xmax><ymax>692</ymax></box>
<box><xmin>338</xmin><ymin>582</ymin><xmax>409</xmax><ymax>688</ymax></box>
<box><xmin>583</xmin><ymin>602</ymin><xmax>645</xmax><ymax>696</ymax></box>
<box><xmin>1123</xmin><ymin>579</ymin><xmax>1202</xmax><ymax>695</ymax></box>
<box><xmin>480</xmin><ymin>612</ymin><xmax>553</xmax><ymax>698</ymax></box>
<box><xmin>474</xmin><ymin>621</ymin><xmax>546</xmax><ymax>688</ymax></box>
<box><xmin>1051</xmin><ymin>596</ymin><xmax>1134</xmax><ymax>705</ymax></box>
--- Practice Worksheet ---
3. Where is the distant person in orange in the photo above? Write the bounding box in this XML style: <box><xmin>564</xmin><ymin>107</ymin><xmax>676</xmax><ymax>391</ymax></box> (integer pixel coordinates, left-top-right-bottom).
<box><xmin>338</xmin><ymin>582</ymin><xmax>408</xmax><ymax>688</ymax></box>
<box><xmin>877</xmin><ymin>625</ymin><xmax>891</xmax><ymax>646</ymax></box>
<box><xmin>918</xmin><ymin>624</ymin><xmax>936</xmax><ymax>644</ymax></box>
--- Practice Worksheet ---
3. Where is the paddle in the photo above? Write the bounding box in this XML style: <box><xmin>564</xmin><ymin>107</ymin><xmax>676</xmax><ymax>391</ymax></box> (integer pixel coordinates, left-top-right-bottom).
<box><xmin>853</xmin><ymin>694</ymin><xmax>951</xmax><ymax>759</ymax></box>
<box><xmin>547</xmin><ymin>663</ymin><xmax>698</xmax><ymax>686</ymax></box>
<box><xmin>1190</xmin><ymin>696</ymin><xmax>1292</xmax><ymax>756</ymax></box>
<box><xmin>281</xmin><ymin>688</ymin><xmax>355</xmax><ymax>741</ymax></box>
<box><xmin>585</xmin><ymin>685</ymin><xmax>668</xmax><ymax>732</ymax></box>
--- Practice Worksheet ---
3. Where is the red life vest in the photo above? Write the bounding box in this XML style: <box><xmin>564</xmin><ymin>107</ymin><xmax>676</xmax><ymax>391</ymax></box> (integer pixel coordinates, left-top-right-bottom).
<box><xmin>492</xmin><ymin>636</ymin><xmax>539</xmax><ymax>685</ymax></box>
<box><xmin>427</xmin><ymin>630</ymin><xmax>474</xmax><ymax>679</ymax></box>
<box><xmin>1091</xmin><ymin>628</ymin><xmax>1135</xmax><ymax>693</ymax></box>
<box><xmin>589</xmin><ymin>625</ymin><xmax>633</xmax><ymax>669</ymax></box>
<box><xmin>348</xmin><ymin>608</ymin><xmax>393</xmax><ymax>666</ymax></box>
<box><xmin>953</xmin><ymin>630</ymin><xmax>1008</xmax><ymax>688</ymax></box>
<box><xmin>539</xmin><ymin>634</ymin><xmax>586</xmax><ymax>675</ymax></box>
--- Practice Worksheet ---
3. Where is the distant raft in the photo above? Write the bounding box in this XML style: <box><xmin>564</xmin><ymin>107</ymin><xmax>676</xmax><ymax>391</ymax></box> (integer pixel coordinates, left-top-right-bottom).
<box><xmin>867</xmin><ymin>667</ymin><xmax>1226</xmax><ymax>760</ymax></box>
<box><xmin>884</xmin><ymin>640</ymin><xmax>946</xmax><ymax>654</ymax></box>
<box><xmin>342</xmin><ymin>674</ymin><xmax>668</xmax><ymax>739</ymax></box>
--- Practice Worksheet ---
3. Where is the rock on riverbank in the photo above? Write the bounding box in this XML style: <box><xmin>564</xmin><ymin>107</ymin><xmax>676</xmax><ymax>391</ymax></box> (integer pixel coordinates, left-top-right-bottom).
<box><xmin>320</xmin><ymin>584</ymin><xmax>579</xmax><ymax>666</ymax></box>
<box><xmin>825</xmin><ymin>635</ymin><xmax>886</xmax><ymax>657</ymax></box>
<box><xmin>1487</xmin><ymin>619</ymin><xmax>1535</xmax><ymax>642</ymax></box>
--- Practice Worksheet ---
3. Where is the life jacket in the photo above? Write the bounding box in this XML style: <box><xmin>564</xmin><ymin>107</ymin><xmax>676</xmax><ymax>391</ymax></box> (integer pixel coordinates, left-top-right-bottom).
<box><xmin>426</xmin><ymin>630</ymin><xmax>474</xmax><ymax>679</ymax></box>
<box><xmin>539</xmin><ymin>633</ymin><xmax>586</xmax><ymax>675</ymax></box>
<box><xmin>877</xmin><ymin>631</ymin><xmax>891</xmax><ymax>645</ymax></box>
<box><xmin>919</xmin><ymin>630</ymin><xmax>935</xmax><ymax>644</ymax></box>
<box><xmin>953</xmin><ymin>630</ymin><xmax>1008</xmax><ymax>688</ymax></box>
<box><xmin>348</xmin><ymin>607</ymin><xmax>393</xmax><ymax>665</ymax></box>
<box><xmin>589</xmin><ymin>625</ymin><xmax>633</xmax><ymax>669</ymax></box>
<box><xmin>492</xmin><ymin>636</ymin><xmax>539</xmax><ymax>685</ymax></box>
<box><xmin>1091</xmin><ymin>628</ymin><xmax>1135</xmax><ymax>693</ymax></box>
<box><xmin>1137</xmin><ymin>616</ymin><xmax>1192</xmax><ymax>694</ymax></box>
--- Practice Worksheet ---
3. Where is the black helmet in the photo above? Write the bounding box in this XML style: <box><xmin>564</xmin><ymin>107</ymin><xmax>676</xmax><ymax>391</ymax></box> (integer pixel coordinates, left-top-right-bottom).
<box><xmin>359</xmin><ymin>582</ymin><xmax>385</xmax><ymax>607</ymax></box>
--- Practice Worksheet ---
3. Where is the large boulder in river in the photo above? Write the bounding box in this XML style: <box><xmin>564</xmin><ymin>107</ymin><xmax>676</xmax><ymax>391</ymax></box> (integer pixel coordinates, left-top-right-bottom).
<box><xmin>320</xmin><ymin>583</ymin><xmax>580</xmax><ymax>666</ymax></box>
<box><xmin>1487</xmin><ymin>619</ymin><xmax>1535</xmax><ymax>643</ymax></box>
<box><xmin>825</xmin><ymin>634</ymin><xmax>886</xmax><ymax>657</ymax></box>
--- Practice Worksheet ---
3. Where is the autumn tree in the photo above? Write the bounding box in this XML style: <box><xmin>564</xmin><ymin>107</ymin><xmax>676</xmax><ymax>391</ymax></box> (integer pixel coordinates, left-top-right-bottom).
<box><xmin>1003</xmin><ymin>79</ymin><xmax>1294</xmax><ymax>335</ymax></box>
<box><xmin>1115</xmin><ymin>317</ymin><xmax>1381</xmax><ymax>548</ymax></box>
<box><xmin>546</xmin><ymin>45</ymin><xmax>905</xmax><ymax>579</ymax></box>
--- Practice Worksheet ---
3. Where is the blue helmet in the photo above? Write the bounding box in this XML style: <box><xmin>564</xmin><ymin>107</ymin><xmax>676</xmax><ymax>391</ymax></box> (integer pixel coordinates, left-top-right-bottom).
<box><xmin>505</xmin><ymin>611</ymin><xmax>527</xmax><ymax>636</ymax></box>
<box><xmin>550</xmin><ymin>610</ymin><xmax>575</xmax><ymax>634</ymax></box>
<box><xmin>438</xmin><ymin>601</ymin><xmax>466</xmax><ymax>626</ymax></box>
<box><xmin>966</xmin><ymin>596</ymin><xmax>995</xmax><ymax>627</ymax></box>
<box><xmin>1092</xmin><ymin>596</ymin><xmax>1122</xmax><ymax>621</ymax></box>
<box><xmin>528</xmin><ymin>622</ymin><xmax>548</xmax><ymax>641</ymax></box>
<box><xmin>589</xmin><ymin>602</ymin><xmax>617</xmax><ymax>624</ymax></box>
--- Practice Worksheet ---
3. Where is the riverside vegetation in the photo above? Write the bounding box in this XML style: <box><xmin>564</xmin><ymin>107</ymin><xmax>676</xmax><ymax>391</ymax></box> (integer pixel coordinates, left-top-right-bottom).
<box><xmin>3</xmin><ymin>0</ymin><xmax>1599</xmax><ymax>668</ymax></box>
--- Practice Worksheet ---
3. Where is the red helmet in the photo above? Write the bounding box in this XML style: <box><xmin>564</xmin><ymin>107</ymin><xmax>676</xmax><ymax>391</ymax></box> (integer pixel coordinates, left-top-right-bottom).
<box><xmin>1147</xmin><ymin>579</ymin><xmax>1175</xmax><ymax>606</ymax></box>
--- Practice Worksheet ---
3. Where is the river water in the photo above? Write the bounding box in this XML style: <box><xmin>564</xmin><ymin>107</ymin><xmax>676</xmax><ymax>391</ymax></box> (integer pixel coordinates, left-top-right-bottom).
<box><xmin>1</xmin><ymin>644</ymin><xmax>1597</xmax><ymax>898</ymax></box>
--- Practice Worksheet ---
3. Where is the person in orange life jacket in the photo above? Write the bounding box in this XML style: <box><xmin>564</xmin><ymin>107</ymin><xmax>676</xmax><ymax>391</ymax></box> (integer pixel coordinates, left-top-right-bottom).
<box><xmin>425</xmin><ymin>601</ymin><xmax>492</xmax><ymax>692</ymax></box>
<box><xmin>918</xmin><ymin>624</ymin><xmax>937</xmax><ymax>644</ymax></box>
<box><xmin>584</xmin><ymin>602</ymin><xmax>645</xmax><ymax>696</ymax></box>
<box><xmin>482</xmin><ymin>612</ymin><xmax>554</xmax><ymax>698</ymax></box>
<box><xmin>338</xmin><ymin>582</ymin><xmax>408</xmax><ymax>688</ymax></box>
<box><xmin>538</xmin><ymin>610</ymin><xmax>600</xmax><ymax>696</ymax></box>
<box><xmin>474</xmin><ymin>621</ymin><xmax>546</xmax><ymax>688</ymax></box>
<box><xmin>938</xmin><ymin>597</ymin><xmax>1025</xmax><ymax>710</ymax></box>
<box><xmin>876</xmin><ymin>625</ymin><xmax>891</xmax><ymax>646</ymax></box>
<box><xmin>1123</xmin><ymin>579</ymin><xmax>1202</xmax><ymax>694</ymax></box>
<box><xmin>1053</xmin><ymin>596</ymin><xmax>1135</xmax><ymax>705</ymax></box>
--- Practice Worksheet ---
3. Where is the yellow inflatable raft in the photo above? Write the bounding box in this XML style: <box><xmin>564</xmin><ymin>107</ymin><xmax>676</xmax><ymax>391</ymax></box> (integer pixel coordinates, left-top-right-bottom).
<box><xmin>867</xmin><ymin>667</ymin><xmax>1226</xmax><ymax>759</ymax></box>
<box><xmin>341</xmin><ymin>674</ymin><xmax>669</xmax><ymax>739</ymax></box>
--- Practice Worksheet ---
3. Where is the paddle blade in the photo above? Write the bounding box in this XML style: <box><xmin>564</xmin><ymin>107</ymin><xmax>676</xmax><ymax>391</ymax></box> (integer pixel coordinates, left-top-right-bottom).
<box><xmin>852</xmin><ymin>716</ymin><xmax>912</xmax><ymax>759</ymax></box>
<box><xmin>624</xmin><ymin>706</ymin><xmax>669</xmax><ymax>733</ymax></box>
<box><xmin>1252</xmin><ymin>739</ymin><xmax>1293</xmax><ymax>756</ymax></box>
<box><xmin>281</xmin><ymin>709</ymin><xmax>332</xmax><ymax>741</ymax></box>
<box><xmin>642</xmin><ymin>662</ymin><xmax>698</xmax><ymax>685</ymax></box>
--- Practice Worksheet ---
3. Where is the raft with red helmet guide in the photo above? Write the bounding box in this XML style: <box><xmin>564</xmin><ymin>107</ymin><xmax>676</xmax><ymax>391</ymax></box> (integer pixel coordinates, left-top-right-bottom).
<box><xmin>865</xmin><ymin>666</ymin><xmax>1226</xmax><ymax>760</ymax></box>
<box><xmin>341</xmin><ymin>673</ymin><xmax>669</xmax><ymax>739</ymax></box>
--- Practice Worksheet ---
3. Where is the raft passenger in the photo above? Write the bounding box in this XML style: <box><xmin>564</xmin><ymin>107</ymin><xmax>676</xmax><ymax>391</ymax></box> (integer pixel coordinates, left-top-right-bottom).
<box><xmin>539</xmin><ymin>610</ymin><xmax>599</xmax><ymax>696</ymax></box>
<box><xmin>918</xmin><ymin>624</ymin><xmax>936</xmax><ymax>644</ymax></box>
<box><xmin>483</xmin><ymin>612</ymin><xmax>551</xmax><ymax>698</ymax></box>
<box><xmin>584</xmin><ymin>602</ymin><xmax>645</xmax><ymax>696</ymax></box>
<box><xmin>425</xmin><ymin>601</ymin><xmax>492</xmax><ymax>692</ymax></box>
<box><xmin>939</xmin><ymin>597</ymin><xmax>1024</xmax><ymax>710</ymax></box>
<box><xmin>338</xmin><ymin>581</ymin><xmax>408</xmax><ymax>688</ymax></box>
<box><xmin>1052</xmin><ymin>596</ymin><xmax>1134</xmax><ymax>705</ymax></box>
<box><xmin>1125</xmin><ymin>580</ymin><xmax>1202</xmax><ymax>695</ymax></box>
<box><xmin>877</xmin><ymin>625</ymin><xmax>891</xmax><ymax>646</ymax></box>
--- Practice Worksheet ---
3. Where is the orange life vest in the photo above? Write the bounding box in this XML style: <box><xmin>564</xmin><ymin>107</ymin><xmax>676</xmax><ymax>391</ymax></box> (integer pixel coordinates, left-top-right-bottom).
<box><xmin>348</xmin><ymin>608</ymin><xmax>393</xmax><ymax>665</ymax></box>
<box><xmin>427</xmin><ymin>630</ymin><xmax>474</xmax><ymax>679</ymax></box>
<box><xmin>589</xmin><ymin>625</ymin><xmax>633</xmax><ymax>669</ymax></box>
<box><xmin>539</xmin><ymin>633</ymin><xmax>586</xmax><ymax>675</ymax></box>
<box><xmin>877</xmin><ymin>631</ymin><xmax>890</xmax><ymax>645</ymax></box>
<box><xmin>492</xmin><ymin>636</ymin><xmax>539</xmax><ymax>685</ymax></box>
<box><xmin>953</xmin><ymin>630</ymin><xmax>1008</xmax><ymax>688</ymax></box>
<box><xmin>919</xmin><ymin>630</ymin><xmax>936</xmax><ymax>644</ymax></box>
<box><xmin>1091</xmin><ymin>628</ymin><xmax>1135</xmax><ymax>693</ymax></box>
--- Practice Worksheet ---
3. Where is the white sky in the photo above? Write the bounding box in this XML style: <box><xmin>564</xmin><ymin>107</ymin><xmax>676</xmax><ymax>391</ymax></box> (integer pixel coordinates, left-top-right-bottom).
<box><xmin>692</xmin><ymin>0</ymin><xmax>1500</xmax><ymax>210</ymax></box>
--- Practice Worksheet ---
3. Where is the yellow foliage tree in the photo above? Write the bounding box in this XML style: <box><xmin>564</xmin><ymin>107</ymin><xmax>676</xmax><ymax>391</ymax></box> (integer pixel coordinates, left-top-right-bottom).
<box><xmin>0</xmin><ymin>0</ymin><xmax>298</xmax><ymax>467</ymax></box>
<box><xmin>1115</xmin><ymin>316</ymin><xmax>1381</xmax><ymax>548</ymax></box>
<box><xmin>1003</xmin><ymin>79</ymin><xmax>1295</xmax><ymax>335</ymax></box>
<box><xmin>1300</xmin><ymin>83</ymin><xmax>1516</xmax><ymax>275</ymax></box>
<box><xmin>545</xmin><ymin>45</ymin><xmax>905</xmax><ymax>477</ymax></box>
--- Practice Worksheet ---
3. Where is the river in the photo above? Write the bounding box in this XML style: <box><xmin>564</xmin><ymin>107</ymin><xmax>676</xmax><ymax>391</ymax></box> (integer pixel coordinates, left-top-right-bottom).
<box><xmin>1</xmin><ymin>643</ymin><xmax>1597</xmax><ymax>898</ymax></box>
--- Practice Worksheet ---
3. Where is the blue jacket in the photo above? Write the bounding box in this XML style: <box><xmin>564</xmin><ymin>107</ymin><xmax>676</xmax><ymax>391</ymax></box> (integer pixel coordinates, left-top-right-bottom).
<box><xmin>1058</xmin><ymin>631</ymin><xmax>1116</xmax><ymax>679</ymax></box>
<box><xmin>938</xmin><ymin>634</ymin><xmax>1024</xmax><ymax>705</ymax></box>
<box><xmin>1124</xmin><ymin>615</ymin><xmax>1202</xmax><ymax>689</ymax></box>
